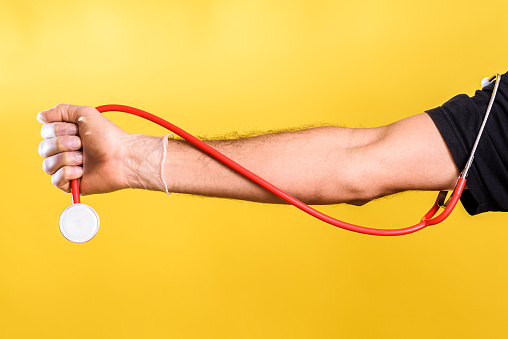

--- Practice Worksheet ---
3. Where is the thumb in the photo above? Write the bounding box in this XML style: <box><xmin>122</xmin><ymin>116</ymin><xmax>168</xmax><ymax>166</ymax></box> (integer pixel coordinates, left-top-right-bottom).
<box><xmin>37</xmin><ymin>104</ymin><xmax>96</xmax><ymax>124</ymax></box>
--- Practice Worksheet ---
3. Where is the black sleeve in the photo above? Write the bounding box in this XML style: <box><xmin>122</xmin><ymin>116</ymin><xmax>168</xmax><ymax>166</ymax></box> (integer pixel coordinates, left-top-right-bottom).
<box><xmin>426</xmin><ymin>71</ymin><xmax>508</xmax><ymax>215</ymax></box>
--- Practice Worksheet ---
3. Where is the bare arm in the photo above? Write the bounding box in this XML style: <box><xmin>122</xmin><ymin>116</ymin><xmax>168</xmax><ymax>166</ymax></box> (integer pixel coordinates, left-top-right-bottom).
<box><xmin>38</xmin><ymin>105</ymin><xmax>459</xmax><ymax>206</ymax></box>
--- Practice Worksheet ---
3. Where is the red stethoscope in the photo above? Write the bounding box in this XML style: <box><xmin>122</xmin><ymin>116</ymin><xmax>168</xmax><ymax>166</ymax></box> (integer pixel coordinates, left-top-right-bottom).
<box><xmin>58</xmin><ymin>74</ymin><xmax>502</xmax><ymax>242</ymax></box>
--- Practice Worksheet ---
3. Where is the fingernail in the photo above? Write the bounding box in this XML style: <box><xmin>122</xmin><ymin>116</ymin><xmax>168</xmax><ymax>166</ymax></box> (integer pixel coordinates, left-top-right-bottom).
<box><xmin>66</xmin><ymin>124</ymin><xmax>78</xmax><ymax>135</ymax></box>
<box><xmin>70</xmin><ymin>137</ymin><xmax>81</xmax><ymax>148</ymax></box>
<box><xmin>37</xmin><ymin>112</ymin><xmax>45</xmax><ymax>123</ymax></box>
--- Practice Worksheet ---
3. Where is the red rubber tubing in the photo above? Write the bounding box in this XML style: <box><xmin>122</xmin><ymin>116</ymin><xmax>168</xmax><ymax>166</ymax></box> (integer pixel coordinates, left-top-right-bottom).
<box><xmin>69</xmin><ymin>104</ymin><xmax>466</xmax><ymax>236</ymax></box>
<box><xmin>71</xmin><ymin>178</ymin><xmax>80</xmax><ymax>204</ymax></box>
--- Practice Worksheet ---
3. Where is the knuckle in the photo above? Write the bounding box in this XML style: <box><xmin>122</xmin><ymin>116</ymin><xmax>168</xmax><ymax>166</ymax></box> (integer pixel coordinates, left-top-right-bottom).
<box><xmin>54</xmin><ymin>122</ymin><xmax>64</xmax><ymax>136</ymax></box>
<box><xmin>55</xmin><ymin>103</ymin><xmax>68</xmax><ymax>111</ymax></box>
<box><xmin>55</xmin><ymin>137</ymin><xmax>65</xmax><ymax>151</ymax></box>
<box><xmin>62</xmin><ymin>152</ymin><xmax>71</xmax><ymax>164</ymax></box>
<box><xmin>55</xmin><ymin>136</ymin><xmax>79</xmax><ymax>151</ymax></box>
<box><xmin>77</xmin><ymin>106</ymin><xmax>98</xmax><ymax>120</ymax></box>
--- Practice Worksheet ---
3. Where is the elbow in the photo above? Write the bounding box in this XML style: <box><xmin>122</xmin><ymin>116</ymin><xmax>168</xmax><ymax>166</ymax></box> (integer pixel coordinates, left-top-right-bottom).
<box><xmin>305</xmin><ymin>170</ymin><xmax>383</xmax><ymax>206</ymax></box>
<box><xmin>328</xmin><ymin>132</ymin><xmax>388</xmax><ymax>205</ymax></box>
<box><xmin>342</xmin><ymin>175</ymin><xmax>382</xmax><ymax>206</ymax></box>
<box><xmin>297</xmin><ymin>126</ymin><xmax>390</xmax><ymax>206</ymax></box>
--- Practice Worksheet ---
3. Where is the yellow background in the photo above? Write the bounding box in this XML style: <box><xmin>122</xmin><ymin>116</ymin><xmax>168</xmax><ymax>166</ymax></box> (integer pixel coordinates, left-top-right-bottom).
<box><xmin>1</xmin><ymin>0</ymin><xmax>507</xmax><ymax>338</ymax></box>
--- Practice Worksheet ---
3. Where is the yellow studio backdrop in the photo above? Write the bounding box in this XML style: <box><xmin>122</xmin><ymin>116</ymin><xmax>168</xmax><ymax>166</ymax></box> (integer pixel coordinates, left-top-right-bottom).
<box><xmin>1</xmin><ymin>0</ymin><xmax>507</xmax><ymax>338</ymax></box>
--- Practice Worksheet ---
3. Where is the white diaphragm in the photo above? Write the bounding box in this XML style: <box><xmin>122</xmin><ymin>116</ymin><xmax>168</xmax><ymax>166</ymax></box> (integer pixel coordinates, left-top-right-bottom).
<box><xmin>59</xmin><ymin>203</ymin><xmax>100</xmax><ymax>243</ymax></box>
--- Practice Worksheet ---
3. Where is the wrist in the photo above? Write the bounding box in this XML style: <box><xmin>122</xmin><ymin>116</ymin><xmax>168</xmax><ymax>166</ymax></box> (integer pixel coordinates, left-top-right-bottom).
<box><xmin>121</xmin><ymin>134</ymin><xmax>166</xmax><ymax>191</ymax></box>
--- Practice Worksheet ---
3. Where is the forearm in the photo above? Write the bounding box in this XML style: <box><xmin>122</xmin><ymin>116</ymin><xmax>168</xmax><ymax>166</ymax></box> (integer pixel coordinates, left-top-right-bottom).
<box><xmin>160</xmin><ymin>126</ymin><xmax>373</xmax><ymax>204</ymax></box>
<box><xmin>126</xmin><ymin>113</ymin><xmax>459</xmax><ymax>205</ymax></box>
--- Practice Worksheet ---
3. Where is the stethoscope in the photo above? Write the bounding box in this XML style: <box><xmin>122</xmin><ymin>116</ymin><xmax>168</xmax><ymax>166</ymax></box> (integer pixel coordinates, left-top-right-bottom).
<box><xmin>59</xmin><ymin>74</ymin><xmax>502</xmax><ymax>242</ymax></box>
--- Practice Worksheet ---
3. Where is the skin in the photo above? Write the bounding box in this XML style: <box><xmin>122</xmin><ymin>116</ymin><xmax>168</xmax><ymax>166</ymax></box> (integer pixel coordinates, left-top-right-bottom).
<box><xmin>38</xmin><ymin>104</ymin><xmax>460</xmax><ymax>206</ymax></box>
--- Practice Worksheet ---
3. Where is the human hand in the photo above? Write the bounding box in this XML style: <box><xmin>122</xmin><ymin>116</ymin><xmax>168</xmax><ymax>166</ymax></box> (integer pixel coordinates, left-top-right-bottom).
<box><xmin>38</xmin><ymin>104</ymin><xmax>166</xmax><ymax>195</ymax></box>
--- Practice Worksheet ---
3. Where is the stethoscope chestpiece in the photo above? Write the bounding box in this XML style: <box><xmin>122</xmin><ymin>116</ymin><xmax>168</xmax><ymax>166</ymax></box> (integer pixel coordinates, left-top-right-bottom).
<box><xmin>59</xmin><ymin>203</ymin><xmax>100</xmax><ymax>243</ymax></box>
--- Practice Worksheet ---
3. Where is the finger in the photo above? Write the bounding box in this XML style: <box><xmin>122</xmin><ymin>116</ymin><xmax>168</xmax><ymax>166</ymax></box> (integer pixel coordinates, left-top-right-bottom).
<box><xmin>42</xmin><ymin>151</ymin><xmax>83</xmax><ymax>175</ymax></box>
<box><xmin>38</xmin><ymin>136</ymin><xmax>82</xmax><ymax>158</ymax></box>
<box><xmin>40</xmin><ymin>122</ymin><xmax>79</xmax><ymax>139</ymax></box>
<box><xmin>51</xmin><ymin>166</ymin><xmax>83</xmax><ymax>193</ymax></box>
<box><xmin>37</xmin><ymin>104</ymin><xmax>96</xmax><ymax>124</ymax></box>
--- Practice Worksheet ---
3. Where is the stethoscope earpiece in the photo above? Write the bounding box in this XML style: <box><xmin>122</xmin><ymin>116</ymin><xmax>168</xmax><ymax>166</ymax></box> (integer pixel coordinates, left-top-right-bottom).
<box><xmin>59</xmin><ymin>203</ymin><xmax>100</xmax><ymax>243</ymax></box>
<box><xmin>481</xmin><ymin>75</ymin><xmax>497</xmax><ymax>88</ymax></box>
